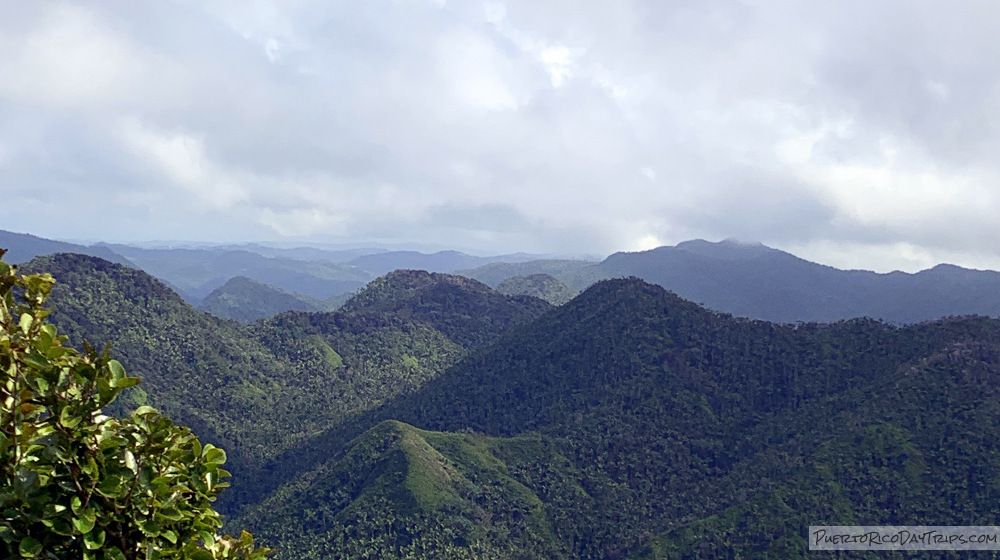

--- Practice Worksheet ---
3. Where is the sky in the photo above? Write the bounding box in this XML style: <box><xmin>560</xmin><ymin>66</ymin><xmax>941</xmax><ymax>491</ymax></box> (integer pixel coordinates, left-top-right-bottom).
<box><xmin>3</xmin><ymin>1</ymin><xmax>1000</xmax><ymax>272</ymax></box>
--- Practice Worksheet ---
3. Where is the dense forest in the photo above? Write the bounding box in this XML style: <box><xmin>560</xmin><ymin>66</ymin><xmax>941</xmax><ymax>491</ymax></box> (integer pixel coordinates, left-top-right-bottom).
<box><xmin>14</xmin><ymin>250</ymin><xmax>1000</xmax><ymax>558</ymax></box>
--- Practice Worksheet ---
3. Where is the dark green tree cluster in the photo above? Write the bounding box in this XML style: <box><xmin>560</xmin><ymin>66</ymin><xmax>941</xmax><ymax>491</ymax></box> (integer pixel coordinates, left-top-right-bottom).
<box><xmin>0</xmin><ymin>252</ymin><xmax>268</xmax><ymax>559</ymax></box>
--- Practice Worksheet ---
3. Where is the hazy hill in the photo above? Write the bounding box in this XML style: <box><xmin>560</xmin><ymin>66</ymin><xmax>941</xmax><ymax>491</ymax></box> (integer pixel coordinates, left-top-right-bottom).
<box><xmin>597</xmin><ymin>239</ymin><xmax>1000</xmax><ymax>323</ymax></box>
<box><xmin>199</xmin><ymin>275</ymin><xmax>321</xmax><ymax>322</ymax></box>
<box><xmin>457</xmin><ymin>259</ymin><xmax>598</xmax><ymax>289</ymax></box>
<box><xmin>218</xmin><ymin>243</ymin><xmax>388</xmax><ymax>263</ymax></box>
<box><xmin>101</xmin><ymin>244</ymin><xmax>372</xmax><ymax>302</ymax></box>
<box><xmin>0</xmin><ymin>228</ymin><xmax>131</xmax><ymax>266</ymax></box>
<box><xmin>462</xmin><ymin>239</ymin><xmax>1000</xmax><ymax>324</ymax></box>
<box><xmin>346</xmin><ymin>250</ymin><xmax>541</xmax><ymax>277</ymax></box>
<box><xmin>496</xmin><ymin>273</ymin><xmax>578</xmax><ymax>305</ymax></box>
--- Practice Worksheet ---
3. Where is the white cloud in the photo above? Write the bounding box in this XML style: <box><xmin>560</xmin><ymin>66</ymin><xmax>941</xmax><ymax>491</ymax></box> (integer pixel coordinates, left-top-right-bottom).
<box><xmin>4</xmin><ymin>1</ymin><xmax>1000</xmax><ymax>268</ymax></box>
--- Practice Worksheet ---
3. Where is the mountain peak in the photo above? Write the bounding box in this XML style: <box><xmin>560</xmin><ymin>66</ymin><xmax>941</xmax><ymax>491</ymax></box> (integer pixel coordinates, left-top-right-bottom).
<box><xmin>673</xmin><ymin>238</ymin><xmax>776</xmax><ymax>260</ymax></box>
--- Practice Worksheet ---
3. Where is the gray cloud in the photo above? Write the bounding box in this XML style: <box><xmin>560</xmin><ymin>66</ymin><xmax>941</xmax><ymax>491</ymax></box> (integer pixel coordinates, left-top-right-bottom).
<box><xmin>2</xmin><ymin>0</ymin><xmax>1000</xmax><ymax>271</ymax></box>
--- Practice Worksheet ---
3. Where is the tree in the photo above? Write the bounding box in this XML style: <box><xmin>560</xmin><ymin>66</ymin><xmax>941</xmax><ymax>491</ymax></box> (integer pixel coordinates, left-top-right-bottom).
<box><xmin>0</xmin><ymin>250</ymin><xmax>270</xmax><ymax>559</ymax></box>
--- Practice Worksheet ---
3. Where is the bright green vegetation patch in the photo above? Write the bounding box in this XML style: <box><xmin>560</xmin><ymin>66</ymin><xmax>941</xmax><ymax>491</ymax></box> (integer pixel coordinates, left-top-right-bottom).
<box><xmin>240</xmin><ymin>421</ymin><xmax>572</xmax><ymax>559</ymax></box>
<box><xmin>306</xmin><ymin>334</ymin><xmax>344</xmax><ymax>369</ymax></box>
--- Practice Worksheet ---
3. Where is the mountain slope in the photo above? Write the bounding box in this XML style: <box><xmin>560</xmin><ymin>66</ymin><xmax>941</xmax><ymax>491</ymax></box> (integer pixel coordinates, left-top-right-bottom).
<box><xmin>457</xmin><ymin>259</ymin><xmax>599</xmax><ymax>289</ymax></box>
<box><xmin>496</xmin><ymin>274</ymin><xmax>578</xmax><ymax>305</ymax></box>
<box><xmin>340</xmin><ymin>269</ymin><xmax>554</xmax><ymax>348</ymax></box>
<box><xmin>199</xmin><ymin>275</ymin><xmax>320</xmax><ymax>322</ymax></box>
<box><xmin>239</xmin><ymin>421</ymin><xmax>574</xmax><ymax>559</ymax></box>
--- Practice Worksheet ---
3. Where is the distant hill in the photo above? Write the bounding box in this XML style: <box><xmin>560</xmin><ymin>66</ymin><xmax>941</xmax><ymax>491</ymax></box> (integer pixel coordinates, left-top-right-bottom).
<box><xmin>598</xmin><ymin>239</ymin><xmax>1000</xmax><ymax>323</ymax></box>
<box><xmin>463</xmin><ymin>239</ymin><xmax>1000</xmax><ymax>324</ymax></box>
<box><xmin>101</xmin><ymin>244</ymin><xmax>372</xmax><ymax>302</ymax></box>
<box><xmin>496</xmin><ymin>274</ymin><xmax>578</xmax><ymax>305</ymax></box>
<box><xmin>199</xmin><ymin>276</ymin><xmax>320</xmax><ymax>322</ymax></box>
<box><xmin>457</xmin><ymin>259</ymin><xmax>598</xmax><ymax>289</ymax></box>
<box><xmin>218</xmin><ymin>244</ymin><xmax>389</xmax><ymax>263</ymax></box>
<box><xmin>0</xmin><ymin>229</ymin><xmax>132</xmax><ymax>266</ymax></box>
<box><xmin>346</xmin><ymin>250</ymin><xmax>542</xmax><ymax>277</ymax></box>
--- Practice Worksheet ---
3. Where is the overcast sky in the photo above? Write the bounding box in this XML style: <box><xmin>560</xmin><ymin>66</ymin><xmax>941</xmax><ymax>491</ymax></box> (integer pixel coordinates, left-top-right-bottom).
<box><xmin>3</xmin><ymin>1</ymin><xmax>1000</xmax><ymax>271</ymax></box>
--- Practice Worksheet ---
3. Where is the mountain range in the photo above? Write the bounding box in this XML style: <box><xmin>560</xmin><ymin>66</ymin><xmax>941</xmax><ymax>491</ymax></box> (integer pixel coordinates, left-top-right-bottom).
<box><xmin>15</xmin><ymin>247</ymin><xmax>1000</xmax><ymax>559</ymax></box>
<box><xmin>9</xmin><ymin>229</ymin><xmax>1000</xmax><ymax>325</ymax></box>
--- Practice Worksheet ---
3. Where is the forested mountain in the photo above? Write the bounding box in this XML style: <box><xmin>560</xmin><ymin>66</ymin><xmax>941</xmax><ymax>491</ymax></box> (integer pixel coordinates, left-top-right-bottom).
<box><xmin>20</xmin><ymin>250</ymin><xmax>1000</xmax><ymax>558</ymax></box>
<box><xmin>340</xmin><ymin>269</ymin><xmax>553</xmax><ymax>349</ymax></box>
<box><xmin>496</xmin><ymin>273</ymin><xmax>579</xmax><ymax>305</ymax></box>
<box><xmin>235</xmin><ymin>278</ymin><xmax>1000</xmax><ymax>559</ymax></box>
<box><xmin>199</xmin><ymin>275</ymin><xmax>322</xmax><ymax>322</ymax></box>
<box><xmin>26</xmin><ymin>254</ymin><xmax>550</xmax><ymax>513</ymax></box>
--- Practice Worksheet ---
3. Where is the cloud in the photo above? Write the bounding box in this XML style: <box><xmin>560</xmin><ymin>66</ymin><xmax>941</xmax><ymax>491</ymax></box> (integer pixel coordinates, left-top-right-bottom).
<box><xmin>2</xmin><ymin>0</ymin><xmax>1000</xmax><ymax>270</ymax></box>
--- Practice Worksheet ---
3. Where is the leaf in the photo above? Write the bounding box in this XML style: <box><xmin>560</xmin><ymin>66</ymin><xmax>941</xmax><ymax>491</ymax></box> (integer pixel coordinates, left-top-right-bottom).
<box><xmin>202</xmin><ymin>446</ymin><xmax>226</xmax><ymax>466</ymax></box>
<box><xmin>19</xmin><ymin>313</ymin><xmax>33</xmax><ymax>334</ymax></box>
<box><xmin>72</xmin><ymin>509</ymin><xmax>96</xmax><ymax>534</ymax></box>
<box><xmin>18</xmin><ymin>536</ymin><xmax>42</xmax><ymax>557</ymax></box>
<box><xmin>133</xmin><ymin>405</ymin><xmax>156</xmax><ymax>417</ymax></box>
<box><xmin>59</xmin><ymin>406</ymin><xmax>82</xmax><ymax>429</ymax></box>
<box><xmin>83</xmin><ymin>529</ymin><xmax>105</xmax><ymax>550</ymax></box>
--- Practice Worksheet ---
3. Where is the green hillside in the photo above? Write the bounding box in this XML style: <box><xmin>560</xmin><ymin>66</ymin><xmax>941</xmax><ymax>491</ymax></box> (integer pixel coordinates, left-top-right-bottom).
<box><xmin>496</xmin><ymin>273</ymin><xmax>578</xmax><ymax>305</ymax></box>
<box><xmin>340</xmin><ymin>269</ymin><xmax>553</xmax><ymax>348</ymax></box>
<box><xmin>239</xmin><ymin>421</ymin><xmax>575</xmax><ymax>559</ymax></box>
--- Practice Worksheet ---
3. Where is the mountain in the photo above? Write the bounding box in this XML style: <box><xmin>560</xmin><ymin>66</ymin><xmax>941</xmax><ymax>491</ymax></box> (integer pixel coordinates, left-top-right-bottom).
<box><xmin>346</xmin><ymin>250</ymin><xmax>542</xmax><ymax>277</ymax></box>
<box><xmin>340</xmin><ymin>269</ymin><xmax>553</xmax><ymax>349</ymax></box>
<box><xmin>198</xmin><ymin>275</ymin><xmax>321</xmax><ymax>322</ymax></box>
<box><xmin>0</xmin><ymin>228</ymin><xmax>131</xmax><ymax>266</ymax></box>
<box><xmin>218</xmin><ymin>243</ymin><xmax>388</xmax><ymax>263</ymax></box>
<box><xmin>464</xmin><ymin>239</ymin><xmax>1000</xmax><ymax>324</ymax></box>
<box><xmin>496</xmin><ymin>274</ymin><xmax>578</xmax><ymax>305</ymax></box>
<box><xmin>239</xmin><ymin>277</ymin><xmax>1000</xmax><ymax>558</ymax></box>
<box><xmin>100</xmin><ymin>244</ymin><xmax>372</xmax><ymax>302</ymax></box>
<box><xmin>456</xmin><ymin>259</ymin><xmax>599</xmax><ymax>289</ymax></box>
<box><xmin>25</xmin><ymin>254</ymin><xmax>553</xmax><ymax>520</ymax></box>
<box><xmin>597</xmin><ymin>239</ymin><xmax>1000</xmax><ymax>323</ymax></box>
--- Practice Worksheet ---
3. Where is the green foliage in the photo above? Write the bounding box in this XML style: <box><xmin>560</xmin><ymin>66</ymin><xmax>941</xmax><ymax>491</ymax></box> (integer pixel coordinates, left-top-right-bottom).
<box><xmin>239</xmin><ymin>422</ymin><xmax>569</xmax><ymax>560</ymax></box>
<box><xmin>0</xmin><ymin>252</ymin><xmax>268</xmax><ymax>559</ymax></box>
